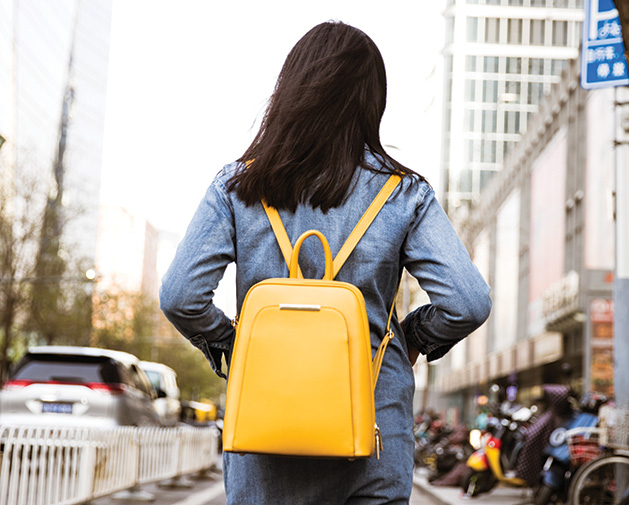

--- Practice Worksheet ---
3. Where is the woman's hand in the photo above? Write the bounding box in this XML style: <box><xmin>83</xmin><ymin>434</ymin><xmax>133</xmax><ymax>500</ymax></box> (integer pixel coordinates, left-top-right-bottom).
<box><xmin>408</xmin><ymin>345</ymin><xmax>420</xmax><ymax>366</ymax></box>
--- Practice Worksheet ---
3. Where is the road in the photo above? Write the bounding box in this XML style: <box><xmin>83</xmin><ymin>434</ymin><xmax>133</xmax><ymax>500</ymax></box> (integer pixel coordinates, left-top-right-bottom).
<box><xmin>94</xmin><ymin>472</ymin><xmax>439</xmax><ymax>505</ymax></box>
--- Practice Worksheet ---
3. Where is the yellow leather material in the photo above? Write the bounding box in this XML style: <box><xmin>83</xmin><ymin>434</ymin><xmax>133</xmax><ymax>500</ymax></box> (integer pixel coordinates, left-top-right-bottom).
<box><xmin>332</xmin><ymin>175</ymin><xmax>401</xmax><ymax>277</ymax></box>
<box><xmin>225</xmin><ymin>176</ymin><xmax>401</xmax><ymax>459</ymax></box>
<box><xmin>223</xmin><ymin>277</ymin><xmax>374</xmax><ymax>457</ymax></box>
<box><xmin>262</xmin><ymin>202</ymin><xmax>304</xmax><ymax>279</ymax></box>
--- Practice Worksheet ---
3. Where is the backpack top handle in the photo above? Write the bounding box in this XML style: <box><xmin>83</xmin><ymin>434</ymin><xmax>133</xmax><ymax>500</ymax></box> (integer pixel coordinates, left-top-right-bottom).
<box><xmin>289</xmin><ymin>230</ymin><xmax>334</xmax><ymax>281</ymax></box>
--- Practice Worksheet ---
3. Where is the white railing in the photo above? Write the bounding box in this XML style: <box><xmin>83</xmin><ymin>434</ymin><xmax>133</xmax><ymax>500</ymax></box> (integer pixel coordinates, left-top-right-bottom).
<box><xmin>0</xmin><ymin>425</ymin><xmax>220</xmax><ymax>505</ymax></box>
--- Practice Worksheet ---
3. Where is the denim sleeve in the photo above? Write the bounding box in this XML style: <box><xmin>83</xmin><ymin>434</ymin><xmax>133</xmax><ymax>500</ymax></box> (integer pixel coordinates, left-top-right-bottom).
<box><xmin>401</xmin><ymin>187</ymin><xmax>491</xmax><ymax>362</ymax></box>
<box><xmin>159</xmin><ymin>175</ymin><xmax>235</xmax><ymax>379</ymax></box>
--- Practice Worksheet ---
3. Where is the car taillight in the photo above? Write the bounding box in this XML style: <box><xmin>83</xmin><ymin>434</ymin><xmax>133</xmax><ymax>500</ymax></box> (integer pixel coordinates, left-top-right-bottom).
<box><xmin>2</xmin><ymin>379</ymin><xmax>34</xmax><ymax>390</ymax></box>
<box><xmin>87</xmin><ymin>382</ymin><xmax>126</xmax><ymax>395</ymax></box>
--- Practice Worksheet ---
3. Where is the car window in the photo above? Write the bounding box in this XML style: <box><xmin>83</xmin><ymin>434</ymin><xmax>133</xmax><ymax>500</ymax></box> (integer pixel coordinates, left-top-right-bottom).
<box><xmin>12</xmin><ymin>355</ymin><xmax>121</xmax><ymax>384</ymax></box>
<box><xmin>129</xmin><ymin>364</ymin><xmax>152</xmax><ymax>396</ymax></box>
<box><xmin>144</xmin><ymin>370</ymin><xmax>162</xmax><ymax>391</ymax></box>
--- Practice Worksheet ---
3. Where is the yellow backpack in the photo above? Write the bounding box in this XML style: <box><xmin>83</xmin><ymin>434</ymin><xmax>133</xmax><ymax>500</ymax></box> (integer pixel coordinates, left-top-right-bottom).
<box><xmin>222</xmin><ymin>175</ymin><xmax>400</xmax><ymax>459</ymax></box>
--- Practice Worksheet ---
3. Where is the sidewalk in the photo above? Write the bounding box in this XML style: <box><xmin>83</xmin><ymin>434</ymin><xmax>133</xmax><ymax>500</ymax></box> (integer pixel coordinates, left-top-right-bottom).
<box><xmin>412</xmin><ymin>470</ymin><xmax>534</xmax><ymax>505</ymax></box>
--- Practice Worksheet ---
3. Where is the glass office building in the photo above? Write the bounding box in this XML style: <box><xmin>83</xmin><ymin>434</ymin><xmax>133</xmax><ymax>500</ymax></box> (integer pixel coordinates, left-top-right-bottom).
<box><xmin>441</xmin><ymin>0</ymin><xmax>584</xmax><ymax>214</ymax></box>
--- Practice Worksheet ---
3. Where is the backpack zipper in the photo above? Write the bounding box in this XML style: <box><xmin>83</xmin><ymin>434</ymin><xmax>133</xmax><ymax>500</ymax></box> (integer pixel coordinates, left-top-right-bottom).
<box><xmin>375</xmin><ymin>423</ymin><xmax>383</xmax><ymax>459</ymax></box>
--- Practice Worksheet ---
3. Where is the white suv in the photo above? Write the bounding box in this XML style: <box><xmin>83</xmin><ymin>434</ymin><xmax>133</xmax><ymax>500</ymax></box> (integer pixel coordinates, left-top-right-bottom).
<box><xmin>139</xmin><ymin>361</ymin><xmax>181</xmax><ymax>426</ymax></box>
<box><xmin>0</xmin><ymin>346</ymin><xmax>160</xmax><ymax>427</ymax></box>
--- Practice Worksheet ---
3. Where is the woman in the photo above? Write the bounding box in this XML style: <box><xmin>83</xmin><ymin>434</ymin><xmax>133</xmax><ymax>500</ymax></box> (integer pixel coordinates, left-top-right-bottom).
<box><xmin>160</xmin><ymin>21</ymin><xmax>491</xmax><ymax>505</ymax></box>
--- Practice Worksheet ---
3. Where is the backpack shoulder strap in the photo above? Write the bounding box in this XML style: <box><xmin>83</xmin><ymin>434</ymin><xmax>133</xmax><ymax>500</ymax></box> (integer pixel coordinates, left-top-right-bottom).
<box><xmin>262</xmin><ymin>202</ymin><xmax>303</xmax><ymax>278</ymax></box>
<box><xmin>332</xmin><ymin>174</ymin><xmax>401</xmax><ymax>278</ymax></box>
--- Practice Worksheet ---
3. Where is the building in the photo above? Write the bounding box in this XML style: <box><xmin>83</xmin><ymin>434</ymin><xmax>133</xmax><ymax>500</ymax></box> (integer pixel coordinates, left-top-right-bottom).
<box><xmin>95</xmin><ymin>206</ymin><xmax>160</xmax><ymax>300</ymax></box>
<box><xmin>429</xmin><ymin>57</ymin><xmax>616</xmax><ymax>424</ymax></box>
<box><xmin>0</xmin><ymin>0</ymin><xmax>112</xmax><ymax>264</ymax></box>
<box><xmin>441</xmin><ymin>0</ymin><xmax>584</xmax><ymax>216</ymax></box>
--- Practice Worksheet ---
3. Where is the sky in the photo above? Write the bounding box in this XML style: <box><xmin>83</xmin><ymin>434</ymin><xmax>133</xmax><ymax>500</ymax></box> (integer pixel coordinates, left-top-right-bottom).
<box><xmin>100</xmin><ymin>0</ymin><xmax>446</xmax><ymax>236</ymax></box>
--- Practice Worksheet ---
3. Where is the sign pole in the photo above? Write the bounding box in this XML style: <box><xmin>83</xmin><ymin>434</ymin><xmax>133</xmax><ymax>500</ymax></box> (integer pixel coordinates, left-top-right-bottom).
<box><xmin>614</xmin><ymin>84</ymin><xmax>629</xmax><ymax>409</ymax></box>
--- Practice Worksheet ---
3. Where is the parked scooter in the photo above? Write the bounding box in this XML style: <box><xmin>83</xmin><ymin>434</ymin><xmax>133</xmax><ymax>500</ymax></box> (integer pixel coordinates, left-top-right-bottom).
<box><xmin>462</xmin><ymin>385</ymin><xmax>574</xmax><ymax>498</ymax></box>
<box><xmin>461</xmin><ymin>403</ymin><xmax>533</xmax><ymax>497</ymax></box>
<box><xmin>533</xmin><ymin>392</ymin><xmax>609</xmax><ymax>505</ymax></box>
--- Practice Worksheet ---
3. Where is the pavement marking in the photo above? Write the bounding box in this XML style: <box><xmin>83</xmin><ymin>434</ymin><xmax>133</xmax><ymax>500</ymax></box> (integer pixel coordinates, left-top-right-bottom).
<box><xmin>173</xmin><ymin>480</ymin><xmax>225</xmax><ymax>505</ymax></box>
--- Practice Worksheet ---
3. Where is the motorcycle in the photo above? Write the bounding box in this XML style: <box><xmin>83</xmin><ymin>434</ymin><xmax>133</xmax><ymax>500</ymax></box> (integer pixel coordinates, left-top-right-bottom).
<box><xmin>533</xmin><ymin>392</ymin><xmax>609</xmax><ymax>505</ymax></box>
<box><xmin>461</xmin><ymin>403</ymin><xmax>533</xmax><ymax>497</ymax></box>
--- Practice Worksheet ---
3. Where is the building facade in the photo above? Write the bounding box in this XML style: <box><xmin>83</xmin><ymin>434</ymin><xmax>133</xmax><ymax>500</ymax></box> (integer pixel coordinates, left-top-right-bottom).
<box><xmin>429</xmin><ymin>57</ymin><xmax>616</xmax><ymax>424</ymax></box>
<box><xmin>0</xmin><ymin>0</ymin><xmax>112</xmax><ymax>264</ymax></box>
<box><xmin>441</xmin><ymin>0</ymin><xmax>584</xmax><ymax>215</ymax></box>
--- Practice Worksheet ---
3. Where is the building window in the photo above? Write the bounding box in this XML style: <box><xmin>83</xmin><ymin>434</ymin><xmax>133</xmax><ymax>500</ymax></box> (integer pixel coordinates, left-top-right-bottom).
<box><xmin>508</xmin><ymin>19</ymin><xmax>523</xmax><ymax>44</ymax></box>
<box><xmin>505</xmin><ymin>80</ymin><xmax>521</xmax><ymax>97</ymax></box>
<box><xmin>506</xmin><ymin>57</ymin><xmax>522</xmax><ymax>74</ymax></box>
<box><xmin>482</xmin><ymin>109</ymin><xmax>498</xmax><ymax>133</ymax></box>
<box><xmin>530</xmin><ymin>19</ymin><xmax>545</xmax><ymax>45</ymax></box>
<box><xmin>465</xmin><ymin>79</ymin><xmax>477</xmax><ymax>101</ymax></box>
<box><xmin>505</xmin><ymin>111</ymin><xmax>521</xmax><ymax>134</ymax></box>
<box><xmin>529</xmin><ymin>58</ymin><xmax>545</xmax><ymax>75</ymax></box>
<box><xmin>485</xmin><ymin>18</ymin><xmax>500</xmax><ymax>43</ymax></box>
<box><xmin>480</xmin><ymin>170</ymin><xmax>495</xmax><ymax>189</ymax></box>
<box><xmin>467</xmin><ymin>17</ymin><xmax>478</xmax><ymax>43</ymax></box>
<box><xmin>466</xmin><ymin>55</ymin><xmax>477</xmax><ymax>72</ymax></box>
<box><xmin>464</xmin><ymin>109</ymin><xmax>476</xmax><ymax>132</ymax></box>
<box><xmin>457</xmin><ymin>169</ymin><xmax>473</xmax><ymax>193</ymax></box>
<box><xmin>509</xmin><ymin>0</ymin><xmax>524</xmax><ymax>5</ymax></box>
<box><xmin>552</xmin><ymin>21</ymin><xmax>568</xmax><ymax>46</ymax></box>
<box><xmin>446</xmin><ymin>17</ymin><xmax>455</xmax><ymax>44</ymax></box>
<box><xmin>551</xmin><ymin>59</ymin><xmax>567</xmax><ymax>75</ymax></box>
<box><xmin>483</xmin><ymin>80</ymin><xmax>498</xmax><ymax>102</ymax></box>
<box><xmin>481</xmin><ymin>140</ymin><xmax>497</xmax><ymax>163</ymax></box>
<box><xmin>484</xmin><ymin>56</ymin><xmax>499</xmax><ymax>73</ymax></box>
<box><xmin>527</xmin><ymin>82</ymin><xmax>544</xmax><ymax>104</ymax></box>
<box><xmin>531</xmin><ymin>0</ymin><xmax>546</xmax><ymax>6</ymax></box>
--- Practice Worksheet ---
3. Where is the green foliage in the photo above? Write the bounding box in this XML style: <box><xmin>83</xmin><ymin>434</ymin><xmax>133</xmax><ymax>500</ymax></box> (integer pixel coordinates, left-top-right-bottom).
<box><xmin>92</xmin><ymin>288</ymin><xmax>225</xmax><ymax>403</ymax></box>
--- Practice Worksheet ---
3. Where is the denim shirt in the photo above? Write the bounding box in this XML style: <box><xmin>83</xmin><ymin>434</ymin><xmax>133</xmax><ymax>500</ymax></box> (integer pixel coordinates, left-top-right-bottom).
<box><xmin>160</xmin><ymin>152</ymin><xmax>491</xmax><ymax>504</ymax></box>
<box><xmin>160</xmin><ymin>153</ymin><xmax>491</xmax><ymax>380</ymax></box>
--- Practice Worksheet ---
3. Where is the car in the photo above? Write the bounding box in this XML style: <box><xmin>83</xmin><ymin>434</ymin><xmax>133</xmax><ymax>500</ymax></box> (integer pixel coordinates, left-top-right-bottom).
<box><xmin>139</xmin><ymin>361</ymin><xmax>181</xmax><ymax>426</ymax></box>
<box><xmin>0</xmin><ymin>346</ymin><xmax>161</xmax><ymax>427</ymax></box>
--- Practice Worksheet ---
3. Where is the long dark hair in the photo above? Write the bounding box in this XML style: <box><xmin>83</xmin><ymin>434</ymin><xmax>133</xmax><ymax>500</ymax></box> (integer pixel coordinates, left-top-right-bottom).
<box><xmin>228</xmin><ymin>21</ymin><xmax>423</xmax><ymax>212</ymax></box>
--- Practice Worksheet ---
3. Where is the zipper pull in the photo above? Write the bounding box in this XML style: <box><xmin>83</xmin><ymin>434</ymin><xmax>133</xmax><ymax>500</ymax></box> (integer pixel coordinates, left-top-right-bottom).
<box><xmin>375</xmin><ymin>423</ymin><xmax>383</xmax><ymax>460</ymax></box>
<box><xmin>231</xmin><ymin>315</ymin><xmax>239</xmax><ymax>329</ymax></box>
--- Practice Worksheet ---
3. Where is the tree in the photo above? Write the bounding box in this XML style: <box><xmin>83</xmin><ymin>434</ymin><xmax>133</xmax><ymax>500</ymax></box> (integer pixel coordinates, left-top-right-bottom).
<box><xmin>91</xmin><ymin>287</ymin><xmax>225</xmax><ymax>403</ymax></box>
<box><xmin>91</xmin><ymin>286</ymin><xmax>157</xmax><ymax>359</ymax></box>
<box><xmin>0</xmin><ymin>171</ymin><xmax>46</xmax><ymax>381</ymax></box>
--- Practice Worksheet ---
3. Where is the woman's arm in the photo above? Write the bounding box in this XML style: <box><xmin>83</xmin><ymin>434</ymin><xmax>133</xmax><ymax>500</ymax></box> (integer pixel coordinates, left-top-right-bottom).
<box><xmin>159</xmin><ymin>175</ymin><xmax>235</xmax><ymax>378</ymax></box>
<box><xmin>401</xmin><ymin>187</ymin><xmax>491</xmax><ymax>362</ymax></box>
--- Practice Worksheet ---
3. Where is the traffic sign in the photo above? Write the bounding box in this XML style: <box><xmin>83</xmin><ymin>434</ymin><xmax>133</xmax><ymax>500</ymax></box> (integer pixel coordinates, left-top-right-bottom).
<box><xmin>581</xmin><ymin>0</ymin><xmax>629</xmax><ymax>89</ymax></box>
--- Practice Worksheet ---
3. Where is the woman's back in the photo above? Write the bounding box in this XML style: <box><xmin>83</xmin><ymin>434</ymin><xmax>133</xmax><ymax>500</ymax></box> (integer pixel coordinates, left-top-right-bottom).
<box><xmin>160</xmin><ymin>20</ymin><xmax>491</xmax><ymax>505</ymax></box>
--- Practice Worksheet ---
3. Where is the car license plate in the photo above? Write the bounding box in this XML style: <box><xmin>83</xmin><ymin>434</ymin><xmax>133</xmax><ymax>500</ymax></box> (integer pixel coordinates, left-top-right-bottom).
<box><xmin>42</xmin><ymin>402</ymin><xmax>73</xmax><ymax>414</ymax></box>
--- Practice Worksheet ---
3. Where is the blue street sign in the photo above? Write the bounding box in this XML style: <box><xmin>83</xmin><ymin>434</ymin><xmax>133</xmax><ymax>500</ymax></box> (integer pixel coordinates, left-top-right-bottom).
<box><xmin>581</xmin><ymin>0</ymin><xmax>629</xmax><ymax>89</ymax></box>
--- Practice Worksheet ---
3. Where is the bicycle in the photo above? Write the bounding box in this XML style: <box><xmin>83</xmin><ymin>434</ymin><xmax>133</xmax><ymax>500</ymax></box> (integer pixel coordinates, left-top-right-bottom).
<box><xmin>567</xmin><ymin>406</ymin><xmax>629</xmax><ymax>505</ymax></box>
